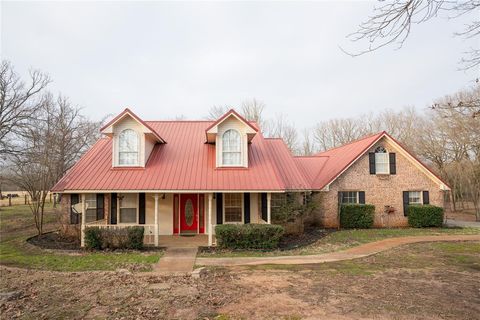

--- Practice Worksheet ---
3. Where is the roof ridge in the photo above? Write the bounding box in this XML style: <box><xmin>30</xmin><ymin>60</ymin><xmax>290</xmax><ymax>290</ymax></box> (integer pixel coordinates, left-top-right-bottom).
<box><xmin>315</xmin><ymin>131</ymin><xmax>384</xmax><ymax>155</ymax></box>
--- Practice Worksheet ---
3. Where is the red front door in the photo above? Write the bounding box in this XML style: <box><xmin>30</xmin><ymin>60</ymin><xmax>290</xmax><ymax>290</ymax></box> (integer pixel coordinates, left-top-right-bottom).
<box><xmin>180</xmin><ymin>194</ymin><xmax>198</xmax><ymax>234</ymax></box>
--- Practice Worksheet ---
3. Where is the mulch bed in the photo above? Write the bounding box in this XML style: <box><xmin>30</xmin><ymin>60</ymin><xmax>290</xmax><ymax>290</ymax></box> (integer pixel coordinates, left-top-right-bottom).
<box><xmin>278</xmin><ymin>228</ymin><xmax>332</xmax><ymax>250</ymax></box>
<box><xmin>27</xmin><ymin>231</ymin><xmax>80</xmax><ymax>250</ymax></box>
<box><xmin>199</xmin><ymin>227</ymin><xmax>333</xmax><ymax>254</ymax></box>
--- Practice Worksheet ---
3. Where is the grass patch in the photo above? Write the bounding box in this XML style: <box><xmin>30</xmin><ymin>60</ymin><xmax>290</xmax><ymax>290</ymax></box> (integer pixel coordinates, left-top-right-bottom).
<box><xmin>199</xmin><ymin>227</ymin><xmax>480</xmax><ymax>258</ymax></box>
<box><xmin>0</xmin><ymin>205</ymin><xmax>162</xmax><ymax>272</ymax></box>
<box><xmin>247</xmin><ymin>241</ymin><xmax>480</xmax><ymax>275</ymax></box>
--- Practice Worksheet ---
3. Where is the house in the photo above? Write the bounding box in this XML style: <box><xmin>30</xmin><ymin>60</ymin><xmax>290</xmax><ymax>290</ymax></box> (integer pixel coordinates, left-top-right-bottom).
<box><xmin>52</xmin><ymin>108</ymin><xmax>451</xmax><ymax>247</ymax></box>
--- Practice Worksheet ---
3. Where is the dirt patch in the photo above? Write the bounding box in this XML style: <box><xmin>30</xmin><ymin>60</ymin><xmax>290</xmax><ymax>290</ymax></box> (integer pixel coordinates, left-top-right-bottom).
<box><xmin>27</xmin><ymin>231</ymin><xmax>80</xmax><ymax>250</ymax></box>
<box><xmin>446</xmin><ymin>210</ymin><xmax>478</xmax><ymax>222</ymax></box>
<box><xmin>1</xmin><ymin>242</ymin><xmax>479</xmax><ymax>319</ymax></box>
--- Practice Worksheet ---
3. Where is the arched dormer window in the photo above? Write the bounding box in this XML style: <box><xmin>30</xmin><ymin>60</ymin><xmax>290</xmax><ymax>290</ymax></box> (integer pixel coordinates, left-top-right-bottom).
<box><xmin>119</xmin><ymin>129</ymin><xmax>139</xmax><ymax>166</ymax></box>
<box><xmin>374</xmin><ymin>146</ymin><xmax>389</xmax><ymax>174</ymax></box>
<box><xmin>222</xmin><ymin>129</ymin><xmax>241</xmax><ymax>166</ymax></box>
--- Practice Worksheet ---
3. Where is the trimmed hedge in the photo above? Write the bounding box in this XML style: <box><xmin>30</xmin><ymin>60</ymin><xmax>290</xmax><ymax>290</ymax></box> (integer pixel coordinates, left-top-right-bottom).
<box><xmin>84</xmin><ymin>227</ymin><xmax>102</xmax><ymax>250</ymax></box>
<box><xmin>408</xmin><ymin>205</ymin><xmax>444</xmax><ymax>227</ymax></box>
<box><xmin>340</xmin><ymin>204</ymin><xmax>375</xmax><ymax>229</ymax></box>
<box><xmin>215</xmin><ymin>224</ymin><xmax>285</xmax><ymax>250</ymax></box>
<box><xmin>84</xmin><ymin>226</ymin><xmax>145</xmax><ymax>250</ymax></box>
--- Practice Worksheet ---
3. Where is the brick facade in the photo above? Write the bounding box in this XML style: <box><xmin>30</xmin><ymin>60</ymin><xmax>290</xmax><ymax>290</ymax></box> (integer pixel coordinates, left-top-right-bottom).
<box><xmin>313</xmin><ymin>137</ymin><xmax>447</xmax><ymax>228</ymax></box>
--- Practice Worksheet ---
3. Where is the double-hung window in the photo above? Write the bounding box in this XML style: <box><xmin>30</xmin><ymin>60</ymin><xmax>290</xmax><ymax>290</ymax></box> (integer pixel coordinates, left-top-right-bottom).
<box><xmin>374</xmin><ymin>146</ymin><xmax>389</xmax><ymax>174</ymax></box>
<box><xmin>340</xmin><ymin>191</ymin><xmax>359</xmax><ymax>204</ymax></box>
<box><xmin>271</xmin><ymin>193</ymin><xmax>287</xmax><ymax>215</ymax></box>
<box><xmin>222</xmin><ymin>129</ymin><xmax>241</xmax><ymax>166</ymax></box>
<box><xmin>119</xmin><ymin>129</ymin><xmax>139</xmax><ymax>166</ymax></box>
<box><xmin>85</xmin><ymin>194</ymin><xmax>97</xmax><ymax>223</ymax></box>
<box><xmin>119</xmin><ymin>193</ymin><xmax>137</xmax><ymax>223</ymax></box>
<box><xmin>224</xmin><ymin>193</ymin><xmax>243</xmax><ymax>223</ymax></box>
<box><xmin>408</xmin><ymin>191</ymin><xmax>422</xmax><ymax>205</ymax></box>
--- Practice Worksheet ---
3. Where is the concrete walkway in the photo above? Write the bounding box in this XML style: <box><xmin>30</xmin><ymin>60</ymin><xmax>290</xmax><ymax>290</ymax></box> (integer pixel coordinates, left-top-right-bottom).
<box><xmin>196</xmin><ymin>234</ymin><xmax>480</xmax><ymax>267</ymax></box>
<box><xmin>153</xmin><ymin>247</ymin><xmax>198</xmax><ymax>274</ymax></box>
<box><xmin>445</xmin><ymin>219</ymin><xmax>480</xmax><ymax>228</ymax></box>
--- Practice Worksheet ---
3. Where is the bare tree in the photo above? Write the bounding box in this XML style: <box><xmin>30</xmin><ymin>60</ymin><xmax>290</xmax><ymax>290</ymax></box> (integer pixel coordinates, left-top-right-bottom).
<box><xmin>0</xmin><ymin>60</ymin><xmax>50</xmax><ymax>157</ymax></box>
<box><xmin>206</xmin><ymin>105</ymin><xmax>229</xmax><ymax>120</ymax></box>
<box><xmin>241</xmin><ymin>98</ymin><xmax>266</xmax><ymax>129</ymax></box>
<box><xmin>313</xmin><ymin>117</ymin><xmax>368</xmax><ymax>151</ymax></box>
<box><xmin>264</xmin><ymin>114</ymin><xmax>299</xmax><ymax>153</ymax></box>
<box><xmin>344</xmin><ymin>1</ymin><xmax>479</xmax><ymax>69</ymax></box>
<box><xmin>7</xmin><ymin>93</ymin><xmax>100</xmax><ymax>234</ymax></box>
<box><xmin>432</xmin><ymin>82</ymin><xmax>480</xmax><ymax>118</ymax></box>
<box><xmin>300</xmin><ymin>128</ymin><xmax>316</xmax><ymax>156</ymax></box>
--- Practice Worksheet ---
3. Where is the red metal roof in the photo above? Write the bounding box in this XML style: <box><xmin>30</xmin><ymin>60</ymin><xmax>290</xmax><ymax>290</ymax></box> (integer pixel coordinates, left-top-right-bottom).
<box><xmin>52</xmin><ymin>112</ymin><xmax>450</xmax><ymax>193</ymax></box>
<box><xmin>264</xmin><ymin>139</ymin><xmax>310</xmax><ymax>190</ymax></box>
<box><xmin>53</xmin><ymin>121</ymin><xmax>286</xmax><ymax>192</ymax></box>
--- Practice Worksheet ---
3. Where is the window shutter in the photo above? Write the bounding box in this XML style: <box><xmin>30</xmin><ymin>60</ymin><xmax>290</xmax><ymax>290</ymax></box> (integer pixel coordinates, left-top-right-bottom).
<box><xmin>96</xmin><ymin>194</ymin><xmax>104</xmax><ymax>221</ymax></box>
<box><xmin>389</xmin><ymin>153</ymin><xmax>396</xmax><ymax>175</ymax></box>
<box><xmin>338</xmin><ymin>192</ymin><xmax>344</xmax><ymax>205</ymax></box>
<box><xmin>110</xmin><ymin>193</ymin><xmax>117</xmax><ymax>224</ymax></box>
<box><xmin>261</xmin><ymin>193</ymin><xmax>268</xmax><ymax>222</ymax></box>
<box><xmin>244</xmin><ymin>193</ymin><xmax>250</xmax><ymax>224</ymax></box>
<box><xmin>70</xmin><ymin>194</ymin><xmax>80</xmax><ymax>224</ymax></box>
<box><xmin>403</xmin><ymin>191</ymin><xmax>409</xmax><ymax>216</ymax></box>
<box><xmin>359</xmin><ymin>191</ymin><xmax>365</xmax><ymax>204</ymax></box>
<box><xmin>369</xmin><ymin>153</ymin><xmax>376</xmax><ymax>174</ymax></box>
<box><xmin>423</xmin><ymin>191</ymin><xmax>429</xmax><ymax>205</ymax></box>
<box><xmin>216</xmin><ymin>193</ymin><xmax>223</xmax><ymax>225</ymax></box>
<box><xmin>139</xmin><ymin>193</ymin><xmax>146</xmax><ymax>224</ymax></box>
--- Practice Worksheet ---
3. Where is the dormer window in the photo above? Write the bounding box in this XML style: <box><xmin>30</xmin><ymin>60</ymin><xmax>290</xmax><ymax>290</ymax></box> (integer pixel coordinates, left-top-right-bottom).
<box><xmin>374</xmin><ymin>146</ymin><xmax>389</xmax><ymax>174</ymax></box>
<box><xmin>119</xmin><ymin>129</ymin><xmax>139</xmax><ymax>166</ymax></box>
<box><xmin>222</xmin><ymin>129</ymin><xmax>241</xmax><ymax>166</ymax></box>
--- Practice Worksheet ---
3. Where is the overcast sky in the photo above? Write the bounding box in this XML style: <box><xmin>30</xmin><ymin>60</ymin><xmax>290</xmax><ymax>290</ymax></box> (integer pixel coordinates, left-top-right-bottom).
<box><xmin>1</xmin><ymin>1</ymin><xmax>477</xmax><ymax>129</ymax></box>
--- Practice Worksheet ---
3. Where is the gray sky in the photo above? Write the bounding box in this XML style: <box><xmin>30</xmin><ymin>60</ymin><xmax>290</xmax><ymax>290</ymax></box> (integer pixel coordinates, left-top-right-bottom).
<box><xmin>1</xmin><ymin>1</ymin><xmax>477</xmax><ymax>129</ymax></box>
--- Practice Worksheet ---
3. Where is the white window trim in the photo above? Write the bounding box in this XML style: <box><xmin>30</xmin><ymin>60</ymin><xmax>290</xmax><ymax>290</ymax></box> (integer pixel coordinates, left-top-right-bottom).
<box><xmin>117</xmin><ymin>129</ymin><xmax>140</xmax><ymax>167</ymax></box>
<box><xmin>221</xmin><ymin>129</ymin><xmax>243</xmax><ymax>167</ymax></box>
<box><xmin>375</xmin><ymin>151</ymin><xmax>390</xmax><ymax>175</ymax></box>
<box><xmin>408</xmin><ymin>191</ymin><xmax>423</xmax><ymax>205</ymax></box>
<box><xmin>223</xmin><ymin>193</ymin><xmax>244</xmax><ymax>224</ymax></box>
<box><xmin>340</xmin><ymin>191</ymin><xmax>359</xmax><ymax>204</ymax></box>
<box><xmin>117</xmin><ymin>193</ymin><xmax>139</xmax><ymax>224</ymax></box>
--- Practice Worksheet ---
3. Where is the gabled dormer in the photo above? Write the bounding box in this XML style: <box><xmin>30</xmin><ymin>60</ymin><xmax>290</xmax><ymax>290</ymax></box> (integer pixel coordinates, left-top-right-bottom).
<box><xmin>205</xmin><ymin>109</ymin><xmax>258</xmax><ymax>168</ymax></box>
<box><xmin>100</xmin><ymin>108</ymin><xmax>165</xmax><ymax>167</ymax></box>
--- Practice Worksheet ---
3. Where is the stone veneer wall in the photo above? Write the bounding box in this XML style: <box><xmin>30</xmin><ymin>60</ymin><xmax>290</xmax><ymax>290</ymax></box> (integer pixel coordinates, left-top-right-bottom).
<box><xmin>312</xmin><ymin>137</ymin><xmax>447</xmax><ymax>228</ymax></box>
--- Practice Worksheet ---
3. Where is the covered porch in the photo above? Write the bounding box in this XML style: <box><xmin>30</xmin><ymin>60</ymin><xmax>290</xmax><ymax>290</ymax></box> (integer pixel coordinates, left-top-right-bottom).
<box><xmin>73</xmin><ymin>192</ymin><xmax>276</xmax><ymax>247</ymax></box>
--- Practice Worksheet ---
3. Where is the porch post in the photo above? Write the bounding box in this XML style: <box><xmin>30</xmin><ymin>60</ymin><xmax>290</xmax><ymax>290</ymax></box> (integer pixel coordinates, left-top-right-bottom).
<box><xmin>267</xmin><ymin>192</ymin><xmax>272</xmax><ymax>224</ymax></box>
<box><xmin>81</xmin><ymin>194</ymin><xmax>85</xmax><ymax>247</ymax></box>
<box><xmin>154</xmin><ymin>194</ymin><xmax>159</xmax><ymax>247</ymax></box>
<box><xmin>208</xmin><ymin>193</ymin><xmax>213</xmax><ymax>246</ymax></box>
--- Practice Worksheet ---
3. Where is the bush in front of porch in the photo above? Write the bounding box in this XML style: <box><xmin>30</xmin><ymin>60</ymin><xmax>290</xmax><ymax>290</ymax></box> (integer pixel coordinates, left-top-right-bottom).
<box><xmin>85</xmin><ymin>226</ymin><xmax>145</xmax><ymax>250</ymax></box>
<box><xmin>215</xmin><ymin>224</ymin><xmax>285</xmax><ymax>250</ymax></box>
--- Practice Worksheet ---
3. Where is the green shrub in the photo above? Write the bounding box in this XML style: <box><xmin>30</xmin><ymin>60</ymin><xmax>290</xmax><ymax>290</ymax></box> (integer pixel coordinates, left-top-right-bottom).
<box><xmin>84</xmin><ymin>226</ymin><xmax>145</xmax><ymax>250</ymax></box>
<box><xmin>408</xmin><ymin>205</ymin><xmax>444</xmax><ymax>227</ymax></box>
<box><xmin>340</xmin><ymin>204</ymin><xmax>375</xmax><ymax>229</ymax></box>
<box><xmin>215</xmin><ymin>224</ymin><xmax>285</xmax><ymax>250</ymax></box>
<box><xmin>127</xmin><ymin>227</ymin><xmax>145</xmax><ymax>249</ymax></box>
<box><xmin>84</xmin><ymin>227</ymin><xmax>102</xmax><ymax>250</ymax></box>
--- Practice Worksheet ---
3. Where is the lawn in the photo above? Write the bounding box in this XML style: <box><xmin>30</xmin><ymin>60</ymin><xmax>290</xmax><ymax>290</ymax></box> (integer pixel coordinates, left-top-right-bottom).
<box><xmin>0</xmin><ymin>205</ymin><xmax>162</xmax><ymax>271</ymax></box>
<box><xmin>1</xmin><ymin>241</ymin><xmax>479</xmax><ymax>319</ymax></box>
<box><xmin>198</xmin><ymin>226</ymin><xmax>480</xmax><ymax>258</ymax></box>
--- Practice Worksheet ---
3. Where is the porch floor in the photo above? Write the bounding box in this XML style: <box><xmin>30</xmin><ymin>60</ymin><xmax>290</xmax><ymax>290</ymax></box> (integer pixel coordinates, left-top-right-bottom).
<box><xmin>158</xmin><ymin>235</ymin><xmax>210</xmax><ymax>248</ymax></box>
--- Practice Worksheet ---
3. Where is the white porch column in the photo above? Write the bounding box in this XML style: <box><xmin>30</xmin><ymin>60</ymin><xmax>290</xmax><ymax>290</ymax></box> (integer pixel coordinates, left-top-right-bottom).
<box><xmin>267</xmin><ymin>192</ymin><xmax>272</xmax><ymax>224</ymax></box>
<box><xmin>80</xmin><ymin>194</ymin><xmax>85</xmax><ymax>247</ymax></box>
<box><xmin>154</xmin><ymin>194</ymin><xmax>159</xmax><ymax>247</ymax></box>
<box><xmin>208</xmin><ymin>193</ymin><xmax>213</xmax><ymax>246</ymax></box>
